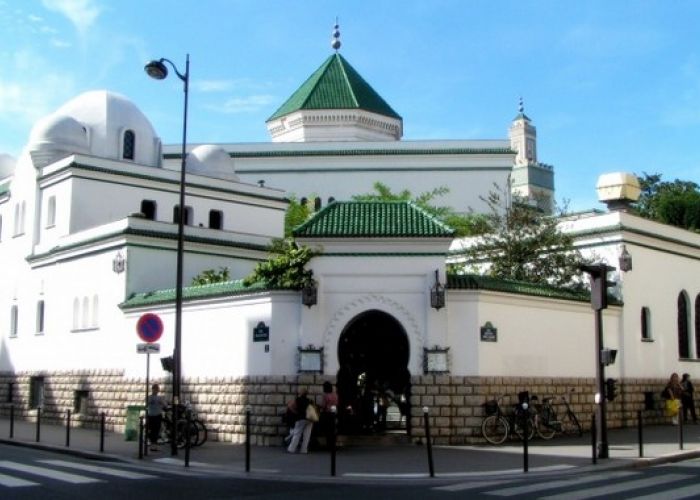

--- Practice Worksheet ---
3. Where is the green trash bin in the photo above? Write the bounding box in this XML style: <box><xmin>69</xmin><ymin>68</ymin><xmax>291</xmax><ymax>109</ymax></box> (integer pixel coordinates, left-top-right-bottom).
<box><xmin>125</xmin><ymin>405</ymin><xmax>145</xmax><ymax>441</ymax></box>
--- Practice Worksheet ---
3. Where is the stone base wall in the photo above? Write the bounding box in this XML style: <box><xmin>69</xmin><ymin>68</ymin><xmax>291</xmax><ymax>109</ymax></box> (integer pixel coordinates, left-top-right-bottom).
<box><xmin>0</xmin><ymin>371</ymin><xmax>673</xmax><ymax>446</ymax></box>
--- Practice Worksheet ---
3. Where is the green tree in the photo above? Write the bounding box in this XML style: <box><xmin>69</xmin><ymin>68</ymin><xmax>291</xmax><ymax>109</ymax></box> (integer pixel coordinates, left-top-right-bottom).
<box><xmin>284</xmin><ymin>195</ymin><xmax>313</xmax><ymax>237</ymax></box>
<box><xmin>191</xmin><ymin>267</ymin><xmax>230</xmax><ymax>286</ymax></box>
<box><xmin>243</xmin><ymin>239</ymin><xmax>315</xmax><ymax>289</ymax></box>
<box><xmin>451</xmin><ymin>185</ymin><xmax>587</xmax><ymax>289</ymax></box>
<box><xmin>635</xmin><ymin>173</ymin><xmax>700</xmax><ymax>231</ymax></box>
<box><xmin>352</xmin><ymin>182</ymin><xmax>490</xmax><ymax>236</ymax></box>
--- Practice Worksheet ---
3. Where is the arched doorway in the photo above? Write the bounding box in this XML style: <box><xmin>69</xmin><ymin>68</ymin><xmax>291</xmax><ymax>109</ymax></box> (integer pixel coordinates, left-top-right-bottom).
<box><xmin>336</xmin><ymin>309</ymin><xmax>411</xmax><ymax>434</ymax></box>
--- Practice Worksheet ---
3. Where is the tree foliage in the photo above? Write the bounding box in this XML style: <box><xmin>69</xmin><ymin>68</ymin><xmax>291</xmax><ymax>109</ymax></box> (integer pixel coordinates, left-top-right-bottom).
<box><xmin>451</xmin><ymin>185</ymin><xmax>587</xmax><ymax>289</ymax></box>
<box><xmin>284</xmin><ymin>195</ymin><xmax>313</xmax><ymax>237</ymax></box>
<box><xmin>243</xmin><ymin>239</ymin><xmax>315</xmax><ymax>289</ymax></box>
<box><xmin>191</xmin><ymin>267</ymin><xmax>230</xmax><ymax>286</ymax></box>
<box><xmin>352</xmin><ymin>182</ymin><xmax>490</xmax><ymax>236</ymax></box>
<box><xmin>634</xmin><ymin>173</ymin><xmax>700</xmax><ymax>231</ymax></box>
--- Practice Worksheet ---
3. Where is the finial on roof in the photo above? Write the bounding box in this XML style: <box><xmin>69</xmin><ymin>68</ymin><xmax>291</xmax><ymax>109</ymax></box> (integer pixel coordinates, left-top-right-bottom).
<box><xmin>518</xmin><ymin>96</ymin><xmax>524</xmax><ymax>113</ymax></box>
<box><xmin>331</xmin><ymin>18</ymin><xmax>341</xmax><ymax>51</ymax></box>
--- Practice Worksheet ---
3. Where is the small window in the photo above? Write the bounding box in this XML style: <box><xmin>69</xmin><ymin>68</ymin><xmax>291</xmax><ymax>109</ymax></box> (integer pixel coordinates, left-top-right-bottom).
<box><xmin>10</xmin><ymin>304</ymin><xmax>18</xmax><ymax>337</ymax></box>
<box><xmin>46</xmin><ymin>196</ymin><xmax>56</xmax><ymax>227</ymax></box>
<box><xmin>82</xmin><ymin>297</ymin><xmax>89</xmax><ymax>329</ymax></box>
<box><xmin>36</xmin><ymin>300</ymin><xmax>45</xmax><ymax>334</ymax></box>
<box><xmin>74</xmin><ymin>390</ymin><xmax>89</xmax><ymax>414</ymax></box>
<box><xmin>123</xmin><ymin>130</ymin><xmax>135</xmax><ymax>160</ymax></box>
<box><xmin>328</xmin><ymin>197</ymin><xmax>335</xmax><ymax>204</ymax></box>
<box><xmin>300</xmin><ymin>197</ymin><xmax>308</xmax><ymax>206</ymax></box>
<box><xmin>29</xmin><ymin>376</ymin><xmax>45</xmax><ymax>409</ymax></box>
<box><xmin>209</xmin><ymin>210</ymin><xmax>223</xmax><ymax>230</ymax></box>
<box><xmin>91</xmin><ymin>295</ymin><xmax>99</xmax><ymax>328</ymax></box>
<box><xmin>72</xmin><ymin>298</ymin><xmax>80</xmax><ymax>330</ymax></box>
<box><xmin>641</xmin><ymin>307</ymin><xmax>651</xmax><ymax>341</ymax></box>
<box><xmin>141</xmin><ymin>200</ymin><xmax>157</xmax><ymax>220</ymax></box>
<box><xmin>314</xmin><ymin>197</ymin><xmax>322</xmax><ymax>211</ymax></box>
<box><xmin>173</xmin><ymin>205</ymin><xmax>193</xmax><ymax>225</ymax></box>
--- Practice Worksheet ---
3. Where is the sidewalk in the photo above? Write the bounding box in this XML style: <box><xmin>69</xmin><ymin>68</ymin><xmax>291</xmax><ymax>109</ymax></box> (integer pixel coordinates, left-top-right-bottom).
<box><xmin>2</xmin><ymin>417</ymin><xmax>700</xmax><ymax>483</ymax></box>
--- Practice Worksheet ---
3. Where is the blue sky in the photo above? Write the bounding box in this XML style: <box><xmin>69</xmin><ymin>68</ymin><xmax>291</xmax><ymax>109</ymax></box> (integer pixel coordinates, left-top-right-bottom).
<box><xmin>1</xmin><ymin>0</ymin><xmax>699</xmax><ymax>210</ymax></box>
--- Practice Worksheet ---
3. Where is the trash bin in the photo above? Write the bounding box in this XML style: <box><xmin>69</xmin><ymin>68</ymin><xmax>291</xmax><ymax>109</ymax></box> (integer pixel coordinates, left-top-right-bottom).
<box><xmin>125</xmin><ymin>405</ymin><xmax>144</xmax><ymax>441</ymax></box>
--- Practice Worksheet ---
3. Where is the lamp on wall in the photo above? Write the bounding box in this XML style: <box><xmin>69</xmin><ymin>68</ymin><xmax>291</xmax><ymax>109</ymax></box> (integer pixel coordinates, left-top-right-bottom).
<box><xmin>619</xmin><ymin>245</ymin><xmax>632</xmax><ymax>272</ymax></box>
<box><xmin>430</xmin><ymin>269</ymin><xmax>445</xmax><ymax>310</ymax></box>
<box><xmin>302</xmin><ymin>281</ymin><xmax>318</xmax><ymax>307</ymax></box>
<box><xmin>112</xmin><ymin>251</ymin><xmax>125</xmax><ymax>274</ymax></box>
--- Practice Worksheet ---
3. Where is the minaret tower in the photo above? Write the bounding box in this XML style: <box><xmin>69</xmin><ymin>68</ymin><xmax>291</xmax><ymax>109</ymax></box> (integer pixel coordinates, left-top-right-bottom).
<box><xmin>508</xmin><ymin>98</ymin><xmax>554</xmax><ymax>213</ymax></box>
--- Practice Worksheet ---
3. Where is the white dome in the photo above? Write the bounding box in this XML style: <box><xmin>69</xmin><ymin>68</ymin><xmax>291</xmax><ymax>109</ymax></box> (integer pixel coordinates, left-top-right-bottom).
<box><xmin>187</xmin><ymin>145</ymin><xmax>239</xmax><ymax>181</ymax></box>
<box><xmin>0</xmin><ymin>154</ymin><xmax>17</xmax><ymax>179</ymax></box>
<box><xmin>28</xmin><ymin>114</ymin><xmax>89</xmax><ymax>154</ymax></box>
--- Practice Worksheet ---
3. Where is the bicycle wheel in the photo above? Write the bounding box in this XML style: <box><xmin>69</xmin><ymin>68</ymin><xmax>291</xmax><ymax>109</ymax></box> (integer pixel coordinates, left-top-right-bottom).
<box><xmin>482</xmin><ymin>415</ymin><xmax>508</xmax><ymax>445</ymax></box>
<box><xmin>561</xmin><ymin>411</ymin><xmax>583</xmax><ymax>437</ymax></box>
<box><xmin>535</xmin><ymin>410</ymin><xmax>556</xmax><ymax>440</ymax></box>
<box><xmin>194</xmin><ymin>419</ymin><xmax>208</xmax><ymax>446</ymax></box>
<box><xmin>175</xmin><ymin>419</ymin><xmax>199</xmax><ymax>449</ymax></box>
<box><xmin>513</xmin><ymin>415</ymin><xmax>536</xmax><ymax>441</ymax></box>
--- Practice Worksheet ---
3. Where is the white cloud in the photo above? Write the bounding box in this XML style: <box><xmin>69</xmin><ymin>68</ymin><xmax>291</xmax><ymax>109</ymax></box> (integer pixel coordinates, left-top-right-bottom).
<box><xmin>42</xmin><ymin>0</ymin><xmax>100</xmax><ymax>35</ymax></box>
<box><xmin>193</xmin><ymin>80</ymin><xmax>235</xmax><ymax>93</ymax></box>
<box><xmin>208</xmin><ymin>95</ymin><xmax>276</xmax><ymax>114</ymax></box>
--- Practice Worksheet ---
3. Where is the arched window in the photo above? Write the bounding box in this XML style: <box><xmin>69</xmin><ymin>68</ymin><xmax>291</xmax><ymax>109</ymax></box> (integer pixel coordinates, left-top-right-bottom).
<box><xmin>209</xmin><ymin>210</ymin><xmax>223</xmax><ymax>230</ymax></box>
<box><xmin>140</xmin><ymin>200</ymin><xmax>157</xmax><ymax>220</ymax></box>
<box><xmin>641</xmin><ymin>307</ymin><xmax>651</xmax><ymax>340</ymax></box>
<box><xmin>36</xmin><ymin>300</ymin><xmax>45</xmax><ymax>334</ymax></box>
<box><xmin>696</xmin><ymin>295</ymin><xmax>700</xmax><ymax>358</ymax></box>
<box><xmin>123</xmin><ymin>130</ymin><xmax>135</xmax><ymax>160</ymax></box>
<box><xmin>13</xmin><ymin>203</ymin><xmax>20</xmax><ymax>235</ymax></box>
<box><xmin>72</xmin><ymin>298</ymin><xmax>80</xmax><ymax>330</ymax></box>
<box><xmin>91</xmin><ymin>295</ymin><xmax>99</xmax><ymax>328</ymax></box>
<box><xmin>82</xmin><ymin>297</ymin><xmax>89</xmax><ymax>329</ymax></box>
<box><xmin>10</xmin><ymin>305</ymin><xmax>18</xmax><ymax>337</ymax></box>
<box><xmin>173</xmin><ymin>205</ymin><xmax>192</xmax><ymax>225</ymax></box>
<box><xmin>328</xmin><ymin>197</ymin><xmax>335</xmax><ymax>204</ymax></box>
<box><xmin>678</xmin><ymin>292</ymin><xmax>691</xmax><ymax>358</ymax></box>
<box><xmin>46</xmin><ymin>196</ymin><xmax>56</xmax><ymax>227</ymax></box>
<box><xmin>314</xmin><ymin>197</ymin><xmax>322</xmax><ymax>211</ymax></box>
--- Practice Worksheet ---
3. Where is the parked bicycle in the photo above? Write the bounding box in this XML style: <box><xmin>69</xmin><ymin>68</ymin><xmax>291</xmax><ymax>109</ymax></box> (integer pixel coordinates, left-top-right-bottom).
<box><xmin>160</xmin><ymin>403</ymin><xmax>208</xmax><ymax>448</ymax></box>
<box><xmin>481</xmin><ymin>395</ymin><xmax>535</xmax><ymax>445</ymax></box>
<box><xmin>531</xmin><ymin>391</ymin><xmax>583</xmax><ymax>439</ymax></box>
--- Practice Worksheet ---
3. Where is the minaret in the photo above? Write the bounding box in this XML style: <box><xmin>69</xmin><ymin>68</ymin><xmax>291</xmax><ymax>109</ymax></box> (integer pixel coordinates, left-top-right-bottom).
<box><xmin>508</xmin><ymin>98</ymin><xmax>554</xmax><ymax>213</ymax></box>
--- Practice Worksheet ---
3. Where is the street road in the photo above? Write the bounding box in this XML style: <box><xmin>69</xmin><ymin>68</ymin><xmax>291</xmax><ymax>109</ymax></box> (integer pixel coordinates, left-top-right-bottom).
<box><xmin>3</xmin><ymin>444</ymin><xmax>700</xmax><ymax>499</ymax></box>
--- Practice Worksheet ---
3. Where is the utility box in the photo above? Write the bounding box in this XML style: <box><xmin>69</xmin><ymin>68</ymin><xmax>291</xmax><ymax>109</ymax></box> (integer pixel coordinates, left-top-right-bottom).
<box><xmin>125</xmin><ymin>405</ymin><xmax>144</xmax><ymax>441</ymax></box>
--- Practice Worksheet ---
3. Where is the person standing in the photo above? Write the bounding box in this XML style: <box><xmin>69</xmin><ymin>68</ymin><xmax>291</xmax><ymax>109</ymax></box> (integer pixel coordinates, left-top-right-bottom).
<box><xmin>320</xmin><ymin>381</ymin><xmax>339</xmax><ymax>447</ymax></box>
<box><xmin>681</xmin><ymin>373</ymin><xmax>698</xmax><ymax>424</ymax></box>
<box><xmin>147</xmin><ymin>384</ymin><xmax>166</xmax><ymax>451</ymax></box>
<box><xmin>663</xmin><ymin>373</ymin><xmax>683</xmax><ymax>425</ymax></box>
<box><xmin>287</xmin><ymin>388</ymin><xmax>314</xmax><ymax>454</ymax></box>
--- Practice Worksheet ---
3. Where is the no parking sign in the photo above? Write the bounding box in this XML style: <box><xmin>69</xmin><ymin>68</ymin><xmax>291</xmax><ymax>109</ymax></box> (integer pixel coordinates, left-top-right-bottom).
<box><xmin>136</xmin><ymin>313</ymin><xmax>163</xmax><ymax>343</ymax></box>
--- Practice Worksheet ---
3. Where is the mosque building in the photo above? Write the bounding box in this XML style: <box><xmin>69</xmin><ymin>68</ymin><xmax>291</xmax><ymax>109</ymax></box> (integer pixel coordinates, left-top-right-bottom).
<box><xmin>0</xmin><ymin>28</ymin><xmax>698</xmax><ymax>445</ymax></box>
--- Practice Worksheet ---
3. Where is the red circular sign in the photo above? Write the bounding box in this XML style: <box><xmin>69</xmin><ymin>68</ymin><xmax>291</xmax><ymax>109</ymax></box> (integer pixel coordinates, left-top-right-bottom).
<box><xmin>136</xmin><ymin>313</ymin><xmax>163</xmax><ymax>343</ymax></box>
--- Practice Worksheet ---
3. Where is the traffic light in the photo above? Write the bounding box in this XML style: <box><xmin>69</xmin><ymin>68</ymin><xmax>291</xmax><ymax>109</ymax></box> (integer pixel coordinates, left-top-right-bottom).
<box><xmin>580</xmin><ymin>263</ymin><xmax>616</xmax><ymax>310</ymax></box>
<box><xmin>605</xmin><ymin>378</ymin><xmax>618</xmax><ymax>401</ymax></box>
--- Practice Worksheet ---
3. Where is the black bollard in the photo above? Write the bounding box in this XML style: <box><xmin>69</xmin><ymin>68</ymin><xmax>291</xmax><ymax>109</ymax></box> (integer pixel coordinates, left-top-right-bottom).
<box><xmin>637</xmin><ymin>410</ymin><xmax>643</xmax><ymax>458</ymax></box>
<box><xmin>679</xmin><ymin>410</ymin><xmax>684</xmax><ymax>450</ymax></box>
<box><xmin>66</xmin><ymin>410</ymin><xmax>71</xmax><ymax>447</ymax></box>
<box><xmin>330</xmin><ymin>406</ymin><xmax>337</xmax><ymax>477</ymax></box>
<box><xmin>9</xmin><ymin>404</ymin><xmax>14</xmax><ymax>439</ymax></box>
<box><xmin>36</xmin><ymin>407</ymin><xmax>41</xmax><ymax>442</ymax></box>
<box><xmin>245</xmin><ymin>406</ymin><xmax>251</xmax><ymax>473</ymax></box>
<box><xmin>138</xmin><ymin>415</ymin><xmax>144</xmax><ymax>459</ymax></box>
<box><xmin>522</xmin><ymin>404</ymin><xmax>529</xmax><ymax>473</ymax></box>
<box><xmin>100</xmin><ymin>412</ymin><xmax>106</xmax><ymax>452</ymax></box>
<box><xmin>184</xmin><ymin>411</ymin><xmax>191</xmax><ymax>468</ymax></box>
<box><xmin>591</xmin><ymin>412</ymin><xmax>597</xmax><ymax>465</ymax></box>
<box><xmin>423</xmin><ymin>407</ymin><xmax>435</xmax><ymax>478</ymax></box>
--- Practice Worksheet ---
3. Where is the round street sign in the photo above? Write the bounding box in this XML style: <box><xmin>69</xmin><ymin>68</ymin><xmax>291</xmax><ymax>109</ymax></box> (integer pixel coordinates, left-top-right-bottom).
<box><xmin>136</xmin><ymin>313</ymin><xmax>164</xmax><ymax>343</ymax></box>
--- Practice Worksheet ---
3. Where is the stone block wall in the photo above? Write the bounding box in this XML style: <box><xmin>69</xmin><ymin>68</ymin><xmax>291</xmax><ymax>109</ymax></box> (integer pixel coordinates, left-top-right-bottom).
<box><xmin>0</xmin><ymin>371</ymin><xmax>673</xmax><ymax>446</ymax></box>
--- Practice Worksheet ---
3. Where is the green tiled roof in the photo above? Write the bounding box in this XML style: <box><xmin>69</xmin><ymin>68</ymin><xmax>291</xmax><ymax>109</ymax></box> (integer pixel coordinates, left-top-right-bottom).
<box><xmin>120</xmin><ymin>279</ymin><xmax>290</xmax><ymax>309</ymax></box>
<box><xmin>293</xmin><ymin>201</ymin><xmax>454</xmax><ymax>238</ymax></box>
<box><xmin>268</xmin><ymin>53</ymin><xmax>401</xmax><ymax>121</ymax></box>
<box><xmin>447</xmin><ymin>273</ymin><xmax>622</xmax><ymax>305</ymax></box>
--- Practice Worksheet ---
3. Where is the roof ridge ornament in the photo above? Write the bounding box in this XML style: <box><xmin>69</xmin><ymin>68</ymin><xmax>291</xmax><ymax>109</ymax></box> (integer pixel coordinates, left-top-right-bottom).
<box><xmin>331</xmin><ymin>19</ymin><xmax>341</xmax><ymax>52</ymax></box>
<box><xmin>518</xmin><ymin>96</ymin><xmax>524</xmax><ymax>114</ymax></box>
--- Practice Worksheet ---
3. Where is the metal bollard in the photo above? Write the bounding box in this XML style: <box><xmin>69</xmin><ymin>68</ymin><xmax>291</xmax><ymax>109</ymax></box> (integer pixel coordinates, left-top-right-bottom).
<box><xmin>637</xmin><ymin>410</ymin><xmax>643</xmax><ymax>458</ymax></box>
<box><xmin>423</xmin><ymin>407</ymin><xmax>435</xmax><ymax>478</ymax></box>
<box><xmin>679</xmin><ymin>410</ymin><xmax>684</xmax><ymax>450</ymax></box>
<box><xmin>591</xmin><ymin>412</ymin><xmax>597</xmax><ymax>465</ymax></box>
<box><xmin>66</xmin><ymin>410</ymin><xmax>71</xmax><ymax>447</ymax></box>
<box><xmin>138</xmin><ymin>416</ymin><xmax>144</xmax><ymax>459</ymax></box>
<box><xmin>184</xmin><ymin>411</ymin><xmax>191</xmax><ymax>468</ymax></box>
<box><xmin>9</xmin><ymin>404</ymin><xmax>14</xmax><ymax>439</ymax></box>
<box><xmin>330</xmin><ymin>406</ymin><xmax>337</xmax><ymax>477</ymax></box>
<box><xmin>36</xmin><ymin>407</ymin><xmax>41</xmax><ymax>442</ymax></box>
<box><xmin>245</xmin><ymin>406</ymin><xmax>251</xmax><ymax>473</ymax></box>
<box><xmin>521</xmin><ymin>403</ymin><xmax>529</xmax><ymax>473</ymax></box>
<box><xmin>100</xmin><ymin>412</ymin><xmax>106</xmax><ymax>452</ymax></box>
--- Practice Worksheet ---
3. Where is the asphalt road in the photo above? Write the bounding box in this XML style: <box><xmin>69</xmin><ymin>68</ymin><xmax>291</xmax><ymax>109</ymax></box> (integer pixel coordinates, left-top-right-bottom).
<box><xmin>3</xmin><ymin>443</ymin><xmax>700</xmax><ymax>499</ymax></box>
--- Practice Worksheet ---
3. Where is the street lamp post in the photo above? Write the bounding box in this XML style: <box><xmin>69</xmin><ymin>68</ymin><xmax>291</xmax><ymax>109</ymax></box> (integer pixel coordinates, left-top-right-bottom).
<box><xmin>145</xmin><ymin>54</ymin><xmax>189</xmax><ymax>456</ymax></box>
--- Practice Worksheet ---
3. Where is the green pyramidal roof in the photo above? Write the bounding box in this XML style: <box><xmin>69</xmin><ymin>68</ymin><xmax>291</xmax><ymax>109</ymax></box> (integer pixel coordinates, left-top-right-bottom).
<box><xmin>293</xmin><ymin>201</ymin><xmax>454</xmax><ymax>238</ymax></box>
<box><xmin>268</xmin><ymin>53</ymin><xmax>401</xmax><ymax>121</ymax></box>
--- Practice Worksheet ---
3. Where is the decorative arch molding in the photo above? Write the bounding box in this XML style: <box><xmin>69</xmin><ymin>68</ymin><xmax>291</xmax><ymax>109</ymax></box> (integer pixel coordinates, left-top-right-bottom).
<box><xmin>322</xmin><ymin>294</ymin><xmax>423</xmax><ymax>373</ymax></box>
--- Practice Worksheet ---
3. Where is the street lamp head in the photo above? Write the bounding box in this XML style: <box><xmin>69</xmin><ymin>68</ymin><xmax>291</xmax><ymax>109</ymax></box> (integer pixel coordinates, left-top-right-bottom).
<box><xmin>144</xmin><ymin>59</ymin><xmax>168</xmax><ymax>80</ymax></box>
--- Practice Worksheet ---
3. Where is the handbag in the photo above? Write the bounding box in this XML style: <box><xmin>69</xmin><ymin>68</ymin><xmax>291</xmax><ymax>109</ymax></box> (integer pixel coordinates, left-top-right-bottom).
<box><xmin>665</xmin><ymin>398</ymin><xmax>680</xmax><ymax>417</ymax></box>
<box><xmin>305</xmin><ymin>403</ymin><xmax>319</xmax><ymax>422</ymax></box>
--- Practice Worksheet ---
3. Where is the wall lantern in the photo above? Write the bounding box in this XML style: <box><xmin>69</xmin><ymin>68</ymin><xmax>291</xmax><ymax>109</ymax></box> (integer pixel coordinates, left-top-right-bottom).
<box><xmin>112</xmin><ymin>251</ymin><xmax>126</xmax><ymax>274</ymax></box>
<box><xmin>301</xmin><ymin>281</ymin><xmax>318</xmax><ymax>307</ymax></box>
<box><xmin>430</xmin><ymin>269</ymin><xmax>446</xmax><ymax>310</ymax></box>
<box><xmin>618</xmin><ymin>245</ymin><xmax>632</xmax><ymax>272</ymax></box>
